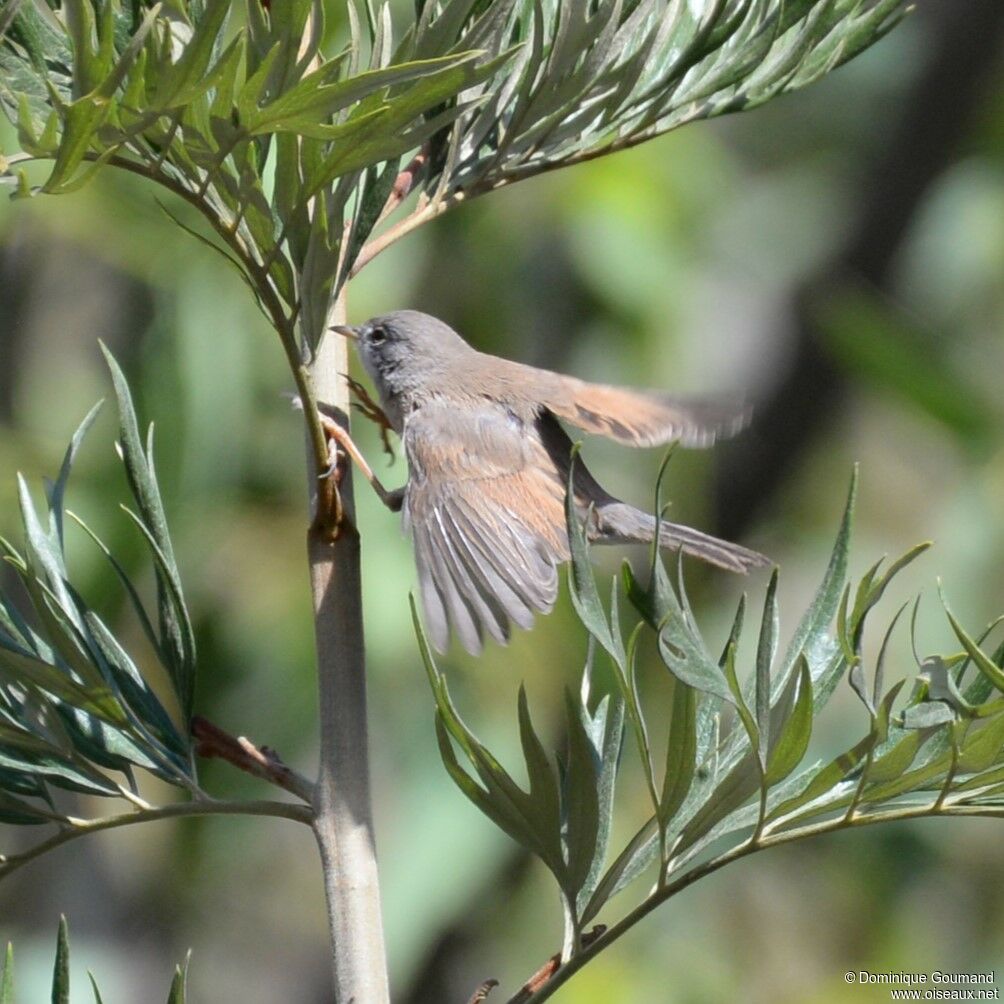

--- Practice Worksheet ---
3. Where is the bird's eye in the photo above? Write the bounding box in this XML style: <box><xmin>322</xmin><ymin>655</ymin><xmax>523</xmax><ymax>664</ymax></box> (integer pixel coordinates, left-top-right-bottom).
<box><xmin>369</xmin><ymin>325</ymin><xmax>387</xmax><ymax>345</ymax></box>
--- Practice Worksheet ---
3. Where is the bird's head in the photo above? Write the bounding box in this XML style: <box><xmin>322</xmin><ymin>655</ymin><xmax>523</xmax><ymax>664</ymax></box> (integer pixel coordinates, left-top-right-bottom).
<box><xmin>331</xmin><ymin>309</ymin><xmax>471</xmax><ymax>406</ymax></box>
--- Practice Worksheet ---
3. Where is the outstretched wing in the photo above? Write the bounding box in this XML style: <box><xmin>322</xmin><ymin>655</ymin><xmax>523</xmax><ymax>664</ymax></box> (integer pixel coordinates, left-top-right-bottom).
<box><xmin>524</xmin><ymin>369</ymin><xmax>751</xmax><ymax>448</ymax></box>
<box><xmin>403</xmin><ymin>402</ymin><xmax>569</xmax><ymax>655</ymax></box>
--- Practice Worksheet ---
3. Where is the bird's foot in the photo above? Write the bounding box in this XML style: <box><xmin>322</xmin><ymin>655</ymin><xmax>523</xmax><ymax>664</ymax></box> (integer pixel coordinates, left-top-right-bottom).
<box><xmin>345</xmin><ymin>375</ymin><xmax>395</xmax><ymax>462</ymax></box>
<box><xmin>317</xmin><ymin>413</ymin><xmax>404</xmax><ymax>512</ymax></box>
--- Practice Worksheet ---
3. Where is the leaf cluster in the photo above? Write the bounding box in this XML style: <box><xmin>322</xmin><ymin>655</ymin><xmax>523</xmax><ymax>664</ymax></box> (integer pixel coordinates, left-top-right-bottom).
<box><xmin>1</xmin><ymin>0</ymin><xmax>908</xmax><ymax>353</ymax></box>
<box><xmin>406</xmin><ymin>0</ymin><xmax>908</xmax><ymax>198</ymax></box>
<box><xmin>423</xmin><ymin>461</ymin><xmax>1004</xmax><ymax>996</ymax></box>
<box><xmin>0</xmin><ymin>0</ymin><xmax>505</xmax><ymax>348</ymax></box>
<box><xmin>0</xmin><ymin>917</ymin><xmax>190</xmax><ymax>1004</ymax></box>
<box><xmin>0</xmin><ymin>348</ymin><xmax>196</xmax><ymax>828</ymax></box>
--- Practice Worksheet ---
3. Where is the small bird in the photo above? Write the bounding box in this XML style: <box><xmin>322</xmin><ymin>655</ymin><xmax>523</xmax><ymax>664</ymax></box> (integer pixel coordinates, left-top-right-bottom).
<box><xmin>326</xmin><ymin>310</ymin><xmax>767</xmax><ymax>655</ymax></box>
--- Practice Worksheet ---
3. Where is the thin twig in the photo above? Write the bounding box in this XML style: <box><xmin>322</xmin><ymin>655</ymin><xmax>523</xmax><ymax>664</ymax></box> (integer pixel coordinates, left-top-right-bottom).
<box><xmin>0</xmin><ymin>798</ymin><xmax>312</xmax><ymax>881</ymax></box>
<box><xmin>192</xmin><ymin>715</ymin><xmax>316</xmax><ymax>803</ymax></box>
<box><xmin>350</xmin><ymin>190</ymin><xmax>467</xmax><ymax>277</ymax></box>
<box><xmin>467</xmin><ymin>978</ymin><xmax>499</xmax><ymax>1004</ymax></box>
<box><xmin>92</xmin><ymin>151</ymin><xmax>335</xmax><ymax>497</ymax></box>
<box><xmin>511</xmin><ymin>802</ymin><xmax>1004</xmax><ymax>1003</ymax></box>
<box><xmin>508</xmin><ymin>926</ymin><xmax>606</xmax><ymax>1004</ymax></box>
<box><xmin>376</xmin><ymin>147</ymin><xmax>430</xmax><ymax>226</ymax></box>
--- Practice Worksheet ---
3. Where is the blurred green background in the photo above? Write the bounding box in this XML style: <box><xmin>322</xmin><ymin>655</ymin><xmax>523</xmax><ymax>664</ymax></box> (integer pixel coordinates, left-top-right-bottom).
<box><xmin>1</xmin><ymin>1</ymin><xmax>1003</xmax><ymax>1001</ymax></box>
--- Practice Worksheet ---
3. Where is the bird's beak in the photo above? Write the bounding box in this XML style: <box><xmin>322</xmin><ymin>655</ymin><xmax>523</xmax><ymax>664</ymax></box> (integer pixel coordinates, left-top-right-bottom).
<box><xmin>330</xmin><ymin>324</ymin><xmax>359</xmax><ymax>341</ymax></box>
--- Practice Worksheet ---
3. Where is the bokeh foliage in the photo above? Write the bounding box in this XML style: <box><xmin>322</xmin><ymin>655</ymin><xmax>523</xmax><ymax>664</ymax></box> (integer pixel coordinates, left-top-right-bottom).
<box><xmin>1</xmin><ymin>0</ymin><xmax>1002</xmax><ymax>1000</ymax></box>
<box><xmin>0</xmin><ymin>917</ymin><xmax>190</xmax><ymax>1003</ymax></box>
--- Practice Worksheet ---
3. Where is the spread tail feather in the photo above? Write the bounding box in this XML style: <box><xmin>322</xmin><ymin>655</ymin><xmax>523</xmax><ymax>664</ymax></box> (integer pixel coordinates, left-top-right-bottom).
<box><xmin>592</xmin><ymin>502</ymin><xmax>768</xmax><ymax>573</ymax></box>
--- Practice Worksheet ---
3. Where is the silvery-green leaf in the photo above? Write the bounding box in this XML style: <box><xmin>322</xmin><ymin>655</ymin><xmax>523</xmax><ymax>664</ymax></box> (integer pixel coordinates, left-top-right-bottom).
<box><xmin>659</xmin><ymin>676</ymin><xmax>696</xmax><ymax>828</ymax></box>
<box><xmin>764</xmin><ymin>657</ymin><xmax>812</xmax><ymax>786</ymax></box>
<box><xmin>623</xmin><ymin>561</ymin><xmax>730</xmax><ymax>703</ymax></box>
<box><xmin>52</xmin><ymin>916</ymin><xmax>70</xmax><ymax>1004</ymax></box>
<box><xmin>89</xmin><ymin>972</ymin><xmax>105</xmax><ymax>1004</ymax></box>
<box><xmin>754</xmin><ymin>568</ymin><xmax>779</xmax><ymax>764</ymax></box>
<box><xmin>942</xmin><ymin>592</ymin><xmax>1004</xmax><ymax>695</ymax></box>
<box><xmin>166</xmin><ymin>954</ymin><xmax>191</xmax><ymax>1004</ymax></box>
<box><xmin>46</xmin><ymin>400</ymin><xmax>103</xmax><ymax>549</ymax></box>
<box><xmin>779</xmin><ymin>467</ymin><xmax>855</xmax><ymax>689</ymax></box>
<box><xmin>0</xmin><ymin>789</ymin><xmax>56</xmax><ymax>824</ymax></box>
<box><xmin>102</xmin><ymin>344</ymin><xmax>196</xmax><ymax>721</ymax></box>
<box><xmin>517</xmin><ymin>685</ymin><xmax>562</xmax><ymax>845</ymax></box>
<box><xmin>575</xmin><ymin>688</ymin><xmax>624</xmax><ymax>913</ymax></box>
<box><xmin>767</xmin><ymin>681</ymin><xmax>905</xmax><ymax>826</ymax></box>
<box><xmin>0</xmin><ymin>941</ymin><xmax>11</xmax><ymax>1004</ymax></box>
<box><xmin>414</xmin><ymin>596</ymin><xmax>564</xmax><ymax>872</ymax></box>
<box><xmin>862</xmin><ymin>729</ymin><xmax>925</xmax><ymax>786</ymax></box>
<box><xmin>582</xmin><ymin>815</ymin><xmax>659</xmax><ymax>922</ymax></box>
<box><xmin>566</xmin><ymin>446</ymin><xmax>624</xmax><ymax>668</ymax></box>
<box><xmin>900</xmin><ymin>701</ymin><xmax>956</xmax><ymax>731</ymax></box>
<box><xmin>956</xmin><ymin>715</ymin><xmax>1004</xmax><ymax>775</ymax></box>
<box><xmin>562</xmin><ymin>689</ymin><xmax>601</xmax><ymax>900</ymax></box>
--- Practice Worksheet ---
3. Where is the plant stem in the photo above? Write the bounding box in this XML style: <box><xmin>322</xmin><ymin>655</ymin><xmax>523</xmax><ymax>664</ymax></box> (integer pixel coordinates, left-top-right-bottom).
<box><xmin>0</xmin><ymin>798</ymin><xmax>311</xmax><ymax>880</ymax></box>
<box><xmin>516</xmin><ymin>802</ymin><xmax>1004</xmax><ymax>1003</ymax></box>
<box><xmin>350</xmin><ymin>190</ymin><xmax>467</xmax><ymax>276</ymax></box>
<box><xmin>307</xmin><ymin>295</ymin><xmax>390</xmax><ymax>1003</ymax></box>
<box><xmin>103</xmin><ymin>146</ymin><xmax>388</xmax><ymax>1000</ymax></box>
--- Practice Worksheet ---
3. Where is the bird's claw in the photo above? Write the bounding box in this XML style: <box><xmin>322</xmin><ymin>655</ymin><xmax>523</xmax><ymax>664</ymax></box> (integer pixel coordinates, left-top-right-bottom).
<box><xmin>318</xmin><ymin>443</ymin><xmax>347</xmax><ymax>485</ymax></box>
<box><xmin>345</xmin><ymin>375</ymin><xmax>395</xmax><ymax>463</ymax></box>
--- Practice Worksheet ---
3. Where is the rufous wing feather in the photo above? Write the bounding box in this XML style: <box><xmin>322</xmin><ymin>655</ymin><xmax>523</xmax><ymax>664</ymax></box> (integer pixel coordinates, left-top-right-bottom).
<box><xmin>543</xmin><ymin>375</ymin><xmax>751</xmax><ymax>448</ymax></box>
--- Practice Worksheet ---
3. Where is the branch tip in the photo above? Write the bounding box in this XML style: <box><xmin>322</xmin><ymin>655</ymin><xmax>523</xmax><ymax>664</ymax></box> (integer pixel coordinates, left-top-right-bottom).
<box><xmin>191</xmin><ymin>715</ymin><xmax>315</xmax><ymax>803</ymax></box>
<box><xmin>467</xmin><ymin>978</ymin><xmax>499</xmax><ymax>1004</ymax></box>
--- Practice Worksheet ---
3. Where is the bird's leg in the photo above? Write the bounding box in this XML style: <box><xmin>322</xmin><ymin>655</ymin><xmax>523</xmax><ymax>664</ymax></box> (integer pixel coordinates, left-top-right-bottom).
<box><xmin>344</xmin><ymin>375</ymin><xmax>396</xmax><ymax>462</ymax></box>
<box><xmin>318</xmin><ymin>413</ymin><xmax>404</xmax><ymax>512</ymax></box>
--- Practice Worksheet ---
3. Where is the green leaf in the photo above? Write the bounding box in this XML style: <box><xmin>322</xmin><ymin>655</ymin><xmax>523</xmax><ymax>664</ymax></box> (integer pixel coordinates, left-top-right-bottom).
<box><xmin>52</xmin><ymin>917</ymin><xmax>69</xmax><ymax>1004</ymax></box>
<box><xmin>48</xmin><ymin>401</ymin><xmax>103</xmax><ymax>549</ymax></box>
<box><xmin>0</xmin><ymin>788</ymin><xmax>57</xmax><ymax>823</ymax></box>
<box><xmin>849</xmin><ymin>544</ymin><xmax>930</xmax><ymax>656</ymax></box>
<box><xmin>764</xmin><ymin>657</ymin><xmax>812</xmax><ymax>786</ymax></box>
<box><xmin>166</xmin><ymin>954</ymin><xmax>190</xmax><ymax>1004</ymax></box>
<box><xmin>0</xmin><ymin>643</ymin><xmax>127</xmax><ymax>727</ymax></box>
<box><xmin>101</xmin><ymin>344</ymin><xmax>196</xmax><ymax>720</ymax></box>
<box><xmin>575</xmin><ymin>677</ymin><xmax>624</xmax><ymax>914</ymax></box>
<box><xmin>675</xmin><ymin>746</ymin><xmax>761</xmax><ymax>856</ymax></box>
<box><xmin>0</xmin><ymin>741</ymin><xmax>119</xmax><ymax>797</ymax></box>
<box><xmin>581</xmin><ymin>815</ymin><xmax>659</xmax><ymax>924</ymax></box>
<box><xmin>624</xmin><ymin>559</ymin><xmax>731</xmax><ymax>704</ymax></box>
<box><xmin>566</xmin><ymin>446</ymin><xmax>624</xmax><ymax>668</ymax></box>
<box><xmin>861</xmin><ymin>730</ymin><xmax>925</xmax><ymax>787</ymax></box>
<box><xmin>755</xmin><ymin>568</ymin><xmax>779</xmax><ymax>764</ymax></box>
<box><xmin>245</xmin><ymin>52</ymin><xmax>478</xmax><ymax>134</ymax></box>
<box><xmin>67</xmin><ymin>513</ymin><xmax>163</xmax><ymax>677</ymax></box>
<box><xmin>89</xmin><ymin>972</ymin><xmax>106</xmax><ymax>1004</ymax></box>
<box><xmin>152</xmin><ymin>0</ymin><xmax>231</xmax><ymax>107</ymax></box>
<box><xmin>779</xmin><ymin>467</ymin><xmax>856</xmax><ymax>685</ymax></box>
<box><xmin>942</xmin><ymin>591</ymin><xmax>1004</xmax><ymax>695</ymax></box>
<box><xmin>1</xmin><ymin>942</ymin><xmax>12</xmax><ymax>1004</ymax></box>
<box><xmin>414</xmin><ymin>597</ymin><xmax>563</xmax><ymax>870</ymax></box>
<box><xmin>657</xmin><ymin>594</ymin><xmax>733</xmax><ymax>703</ymax></box>
<box><xmin>0</xmin><ymin>0</ymin><xmax>25</xmax><ymax>41</ymax></box>
<box><xmin>768</xmin><ymin>682</ymin><xmax>906</xmax><ymax>825</ymax></box>
<box><xmin>516</xmin><ymin>685</ymin><xmax>562</xmax><ymax>856</ymax></box>
<box><xmin>659</xmin><ymin>677</ymin><xmax>697</xmax><ymax>828</ymax></box>
<box><xmin>83</xmin><ymin>609</ymin><xmax>187</xmax><ymax>757</ymax></box>
<box><xmin>40</xmin><ymin>92</ymin><xmax>116</xmax><ymax>193</ymax></box>
<box><xmin>562</xmin><ymin>688</ymin><xmax>601</xmax><ymax>901</ymax></box>
<box><xmin>722</xmin><ymin>641</ymin><xmax>761</xmax><ymax>766</ymax></box>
